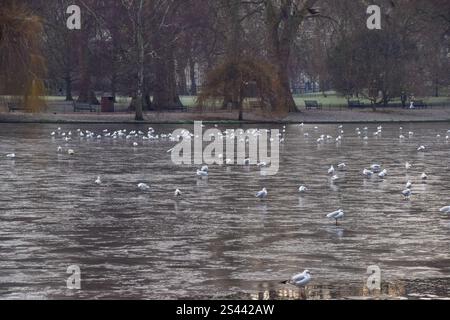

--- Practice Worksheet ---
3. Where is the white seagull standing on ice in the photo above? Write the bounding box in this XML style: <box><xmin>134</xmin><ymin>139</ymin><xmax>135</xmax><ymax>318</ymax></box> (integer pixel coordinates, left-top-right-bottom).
<box><xmin>421</xmin><ymin>172</ymin><xmax>428</xmax><ymax>180</ymax></box>
<box><xmin>338</xmin><ymin>163</ymin><xmax>346</xmax><ymax>170</ymax></box>
<box><xmin>298</xmin><ymin>186</ymin><xmax>308</xmax><ymax>193</ymax></box>
<box><xmin>363</xmin><ymin>169</ymin><xmax>373</xmax><ymax>177</ymax></box>
<box><xmin>68</xmin><ymin>149</ymin><xmax>75</xmax><ymax>155</ymax></box>
<box><xmin>328</xmin><ymin>165</ymin><xmax>335</xmax><ymax>175</ymax></box>
<box><xmin>6</xmin><ymin>153</ymin><xmax>15</xmax><ymax>158</ymax></box>
<box><xmin>378</xmin><ymin>169</ymin><xmax>388</xmax><ymax>178</ymax></box>
<box><xmin>405</xmin><ymin>162</ymin><xmax>412</xmax><ymax>170</ymax></box>
<box><xmin>174</xmin><ymin>189</ymin><xmax>182</xmax><ymax>197</ymax></box>
<box><xmin>196</xmin><ymin>169</ymin><xmax>208</xmax><ymax>177</ymax></box>
<box><xmin>138</xmin><ymin>183</ymin><xmax>150</xmax><ymax>191</ymax></box>
<box><xmin>417</xmin><ymin>145</ymin><xmax>426</xmax><ymax>152</ymax></box>
<box><xmin>371</xmin><ymin>164</ymin><xmax>381</xmax><ymax>173</ymax></box>
<box><xmin>406</xmin><ymin>181</ymin><xmax>412</xmax><ymax>189</ymax></box>
<box><xmin>284</xmin><ymin>270</ymin><xmax>312</xmax><ymax>287</ymax></box>
<box><xmin>256</xmin><ymin>188</ymin><xmax>268</xmax><ymax>199</ymax></box>
<box><xmin>402</xmin><ymin>189</ymin><xmax>412</xmax><ymax>200</ymax></box>
<box><xmin>95</xmin><ymin>176</ymin><xmax>102</xmax><ymax>185</ymax></box>
<box><xmin>439</xmin><ymin>206</ymin><xmax>450</xmax><ymax>214</ymax></box>
<box><xmin>327</xmin><ymin>209</ymin><xmax>344</xmax><ymax>225</ymax></box>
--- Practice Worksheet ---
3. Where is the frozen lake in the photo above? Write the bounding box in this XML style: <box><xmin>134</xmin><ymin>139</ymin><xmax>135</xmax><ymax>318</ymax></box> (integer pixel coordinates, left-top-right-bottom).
<box><xmin>0</xmin><ymin>122</ymin><xmax>449</xmax><ymax>299</ymax></box>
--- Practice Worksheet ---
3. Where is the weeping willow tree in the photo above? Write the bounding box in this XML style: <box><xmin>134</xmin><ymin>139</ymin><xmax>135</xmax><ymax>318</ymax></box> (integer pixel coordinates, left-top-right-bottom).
<box><xmin>0</xmin><ymin>1</ymin><xmax>47</xmax><ymax>112</ymax></box>
<box><xmin>197</xmin><ymin>57</ymin><xmax>282</xmax><ymax>120</ymax></box>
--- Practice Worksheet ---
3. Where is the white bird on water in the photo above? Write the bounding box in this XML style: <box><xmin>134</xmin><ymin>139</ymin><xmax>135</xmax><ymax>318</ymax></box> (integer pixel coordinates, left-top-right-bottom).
<box><xmin>421</xmin><ymin>172</ymin><xmax>428</xmax><ymax>180</ymax></box>
<box><xmin>174</xmin><ymin>189</ymin><xmax>182</xmax><ymax>197</ymax></box>
<box><xmin>363</xmin><ymin>169</ymin><xmax>373</xmax><ymax>177</ymax></box>
<box><xmin>68</xmin><ymin>149</ymin><xmax>75</xmax><ymax>155</ymax></box>
<box><xmin>327</xmin><ymin>209</ymin><xmax>344</xmax><ymax>225</ymax></box>
<box><xmin>284</xmin><ymin>270</ymin><xmax>312</xmax><ymax>287</ymax></box>
<box><xmin>6</xmin><ymin>153</ymin><xmax>15</xmax><ymax>158</ymax></box>
<box><xmin>328</xmin><ymin>165</ymin><xmax>335</xmax><ymax>175</ymax></box>
<box><xmin>439</xmin><ymin>206</ymin><xmax>450</xmax><ymax>214</ymax></box>
<box><xmin>378</xmin><ymin>169</ymin><xmax>388</xmax><ymax>178</ymax></box>
<box><xmin>298</xmin><ymin>186</ymin><xmax>308</xmax><ymax>193</ymax></box>
<box><xmin>402</xmin><ymin>189</ymin><xmax>412</xmax><ymax>200</ymax></box>
<box><xmin>371</xmin><ymin>164</ymin><xmax>381</xmax><ymax>173</ymax></box>
<box><xmin>95</xmin><ymin>176</ymin><xmax>102</xmax><ymax>185</ymax></box>
<box><xmin>406</xmin><ymin>181</ymin><xmax>412</xmax><ymax>189</ymax></box>
<box><xmin>417</xmin><ymin>145</ymin><xmax>426</xmax><ymax>152</ymax></box>
<box><xmin>338</xmin><ymin>163</ymin><xmax>346</xmax><ymax>170</ymax></box>
<box><xmin>138</xmin><ymin>183</ymin><xmax>150</xmax><ymax>191</ymax></box>
<box><xmin>201</xmin><ymin>165</ymin><xmax>209</xmax><ymax>172</ymax></box>
<box><xmin>256</xmin><ymin>188</ymin><xmax>268</xmax><ymax>199</ymax></box>
<box><xmin>196</xmin><ymin>169</ymin><xmax>208</xmax><ymax>177</ymax></box>
<box><xmin>405</xmin><ymin>162</ymin><xmax>412</xmax><ymax>170</ymax></box>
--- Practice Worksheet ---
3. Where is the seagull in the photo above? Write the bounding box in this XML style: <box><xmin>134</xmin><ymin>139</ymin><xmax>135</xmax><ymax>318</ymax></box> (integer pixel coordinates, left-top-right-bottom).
<box><xmin>417</xmin><ymin>146</ymin><xmax>426</xmax><ymax>152</ymax></box>
<box><xmin>406</xmin><ymin>181</ymin><xmax>412</xmax><ymax>189</ymax></box>
<box><xmin>284</xmin><ymin>270</ymin><xmax>312</xmax><ymax>287</ymax></box>
<box><xmin>57</xmin><ymin>146</ymin><xmax>62</xmax><ymax>153</ymax></box>
<box><xmin>405</xmin><ymin>162</ymin><xmax>412</xmax><ymax>170</ymax></box>
<box><xmin>196</xmin><ymin>169</ymin><xmax>208</xmax><ymax>177</ymax></box>
<box><xmin>421</xmin><ymin>173</ymin><xmax>428</xmax><ymax>180</ymax></box>
<box><xmin>201</xmin><ymin>165</ymin><xmax>209</xmax><ymax>172</ymax></box>
<box><xmin>68</xmin><ymin>149</ymin><xmax>75</xmax><ymax>155</ymax></box>
<box><xmin>95</xmin><ymin>176</ymin><xmax>102</xmax><ymax>185</ymax></box>
<box><xmin>439</xmin><ymin>206</ymin><xmax>450</xmax><ymax>214</ymax></box>
<box><xmin>338</xmin><ymin>163</ymin><xmax>346</xmax><ymax>170</ymax></box>
<box><xmin>327</xmin><ymin>209</ymin><xmax>344</xmax><ymax>225</ymax></box>
<box><xmin>328</xmin><ymin>165</ymin><xmax>335</xmax><ymax>175</ymax></box>
<box><xmin>371</xmin><ymin>164</ymin><xmax>381</xmax><ymax>173</ymax></box>
<box><xmin>138</xmin><ymin>183</ymin><xmax>150</xmax><ymax>191</ymax></box>
<box><xmin>331</xmin><ymin>175</ymin><xmax>339</xmax><ymax>182</ymax></box>
<box><xmin>133</xmin><ymin>142</ymin><xmax>139</xmax><ymax>147</ymax></box>
<box><xmin>378</xmin><ymin>169</ymin><xmax>388</xmax><ymax>178</ymax></box>
<box><xmin>174</xmin><ymin>189</ymin><xmax>182</xmax><ymax>197</ymax></box>
<box><xmin>402</xmin><ymin>189</ymin><xmax>412</xmax><ymax>200</ymax></box>
<box><xmin>298</xmin><ymin>186</ymin><xmax>308</xmax><ymax>193</ymax></box>
<box><xmin>256</xmin><ymin>188</ymin><xmax>268</xmax><ymax>199</ymax></box>
<box><xmin>363</xmin><ymin>169</ymin><xmax>373</xmax><ymax>177</ymax></box>
<box><xmin>6</xmin><ymin>153</ymin><xmax>15</xmax><ymax>158</ymax></box>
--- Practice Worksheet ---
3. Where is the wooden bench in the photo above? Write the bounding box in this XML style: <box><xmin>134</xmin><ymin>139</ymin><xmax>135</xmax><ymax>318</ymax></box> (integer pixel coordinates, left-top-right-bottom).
<box><xmin>73</xmin><ymin>101</ymin><xmax>96</xmax><ymax>112</ymax></box>
<box><xmin>164</xmin><ymin>105</ymin><xmax>187</xmax><ymax>112</ymax></box>
<box><xmin>7</xmin><ymin>102</ymin><xmax>26</xmax><ymax>112</ymax></box>
<box><xmin>413</xmin><ymin>100</ymin><xmax>428</xmax><ymax>109</ymax></box>
<box><xmin>304</xmin><ymin>100</ymin><xmax>322</xmax><ymax>110</ymax></box>
<box><xmin>348</xmin><ymin>100</ymin><xmax>366</xmax><ymax>109</ymax></box>
<box><xmin>248</xmin><ymin>100</ymin><xmax>263</xmax><ymax>110</ymax></box>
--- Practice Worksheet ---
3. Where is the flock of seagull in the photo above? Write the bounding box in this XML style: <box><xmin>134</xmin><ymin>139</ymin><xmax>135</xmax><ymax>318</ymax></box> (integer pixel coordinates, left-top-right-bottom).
<box><xmin>3</xmin><ymin>122</ymin><xmax>450</xmax><ymax>289</ymax></box>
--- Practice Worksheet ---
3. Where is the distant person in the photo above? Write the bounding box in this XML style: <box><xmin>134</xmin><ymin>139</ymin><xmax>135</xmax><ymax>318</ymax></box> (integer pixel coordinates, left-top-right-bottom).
<box><xmin>401</xmin><ymin>92</ymin><xmax>407</xmax><ymax>108</ymax></box>
<box><xmin>409</xmin><ymin>94</ymin><xmax>415</xmax><ymax>109</ymax></box>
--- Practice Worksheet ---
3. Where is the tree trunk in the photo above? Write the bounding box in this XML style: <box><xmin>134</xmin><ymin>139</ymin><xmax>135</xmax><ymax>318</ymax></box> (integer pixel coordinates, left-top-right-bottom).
<box><xmin>153</xmin><ymin>35</ymin><xmax>183</xmax><ymax>110</ymax></box>
<box><xmin>77</xmin><ymin>29</ymin><xmax>90</xmax><ymax>103</ymax></box>
<box><xmin>264</xmin><ymin>0</ymin><xmax>317</xmax><ymax>113</ymax></box>
<box><xmin>189</xmin><ymin>58</ymin><xmax>197</xmax><ymax>95</ymax></box>
<box><xmin>135</xmin><ymin>0</ymin><xmax>144</xmax><ymax>121</ymax></box>
<box><xmin>64</xmin><ymin>74</ymin><xmax>73</xmax><ymax>101</ymax></box>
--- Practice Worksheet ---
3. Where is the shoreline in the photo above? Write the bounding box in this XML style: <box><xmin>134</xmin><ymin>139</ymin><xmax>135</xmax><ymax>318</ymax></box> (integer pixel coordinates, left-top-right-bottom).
<box><xmin>1</xmin><ymin>108</ymin><xmax>450</xmax><ymax>124</ymax></box>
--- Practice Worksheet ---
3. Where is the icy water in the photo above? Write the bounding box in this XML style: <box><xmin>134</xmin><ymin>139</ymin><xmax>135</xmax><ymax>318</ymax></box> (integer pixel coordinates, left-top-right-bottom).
<box><xmin>0</xmin><ymin>122</ymin><xmax>450</xmax><ymax>300</ymax></box>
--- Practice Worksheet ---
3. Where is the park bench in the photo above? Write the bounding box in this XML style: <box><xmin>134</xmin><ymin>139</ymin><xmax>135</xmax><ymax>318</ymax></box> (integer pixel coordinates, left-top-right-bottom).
<box><xmin>413</xmin><ymin>100</ymin><xmax>428</xmax><ymax>109</ymax></box>
<box><xmin>164</xmin><ymin>105</ymin><xmax>187</xmax><ymax>112</ymax></box>
<box><xmin>73</xmin><ymin>100</ymin><xmax>96</xmax><ymax>112</ymax></box>
<box><xmin>8</xmin><ymin>102</ymin><xmax>25</xmax><ymax>112</ymax></box>
<box><xmin>348</xmin><ymin>100</ymin><xmax>366</xmax><ymax>109</ymax></box>
<box><xmin>248</xmin><ymin>100</ymin><xmax>264</xmax><ymax>110</ymax></box>
<box><xmin>304</xmin><ymin>100</ymin><xmax>322</xmax><ymax>110</ymax></box>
